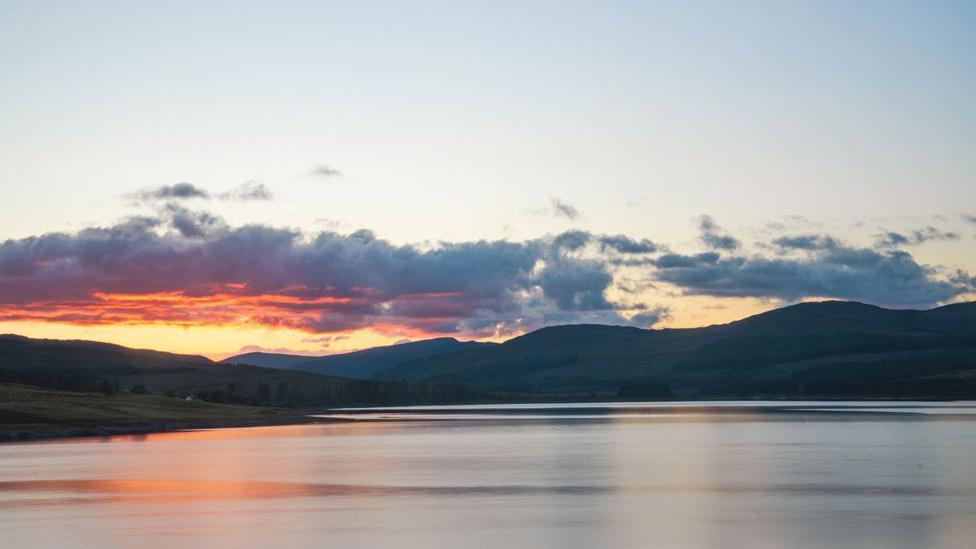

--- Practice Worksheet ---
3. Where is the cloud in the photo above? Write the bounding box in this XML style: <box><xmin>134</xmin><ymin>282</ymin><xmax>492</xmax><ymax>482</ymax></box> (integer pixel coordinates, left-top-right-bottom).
<box><xmin>653</xmin><ymin>245</ymin><xmax>968</xmax><ymax>308</ymax></box>
<box><xmin>234</xmin><ymin>334</ymin><xmax>343</xmax><ymax>356</ymax></box>
<box><xmin>873</xmin><ymin>227</ymin><xmax>959</xmax><ymax>248</ymax></box>
<box><xmin>0</xmin><ymin>204</ymin><xmax>968</xmax><ymax>338</ymax></box>
<box><xmin>127</xmin><ymin>182</ymin><xmax>210</xmax><ymax>203</ymax></box>
<box><xmin>627</xmin><ymin>306</ymin><xmax>671</xmax><ymax>328</ymax></box>
<box><xmin>159</xmin><ymin>204</ymin><xmax>225</xmax><ymax>239</ymax></box>
<box><xmin>772</xmin><ymin>234</ymin><xmax>840</xmax><ymax>251</ymax></box>
<box><xmin>598</xmin><ymin>235</ymin><xmax>657</xmax><ymax>254</ymax></box>
<box><xmin>537</xmin><ymin>256</ymin><xmax>613</xmax><ymax>311</ymax></box>
<box><xmin>129</xmin><ymin>181</ymin><xmax>274</xmax><ymax>205</ymax></box>
<box><xmin>218</xmin><ymin>181</ymin><xmax>273</xmax><ymax>202</ymax></box>
<box><xmin>550</xmin><ymin>198</ymin><xmax>580</xmax><ymax>220</ymax></box>
<box><xmin>0</xmin><ymin>207</ymin><xmax>655</xmax><ymax>336</ymax></box>
<box><xmin>697</xmin><ymin>215</ymin><xmax>740</xmax><ymax>250</ymax></box>
<box><xmin>765</xmin><ymin>215</ymin><xmax>822</xmax><ymax>233</ymax></box>
<box><xmin>552</xmin><ymin>229</ymin><xmax>590</xmax><ymax>251</ymax></box>
<box><xmin>307</xmin><ymin>165</ymin><xmax>342</xmax><ymax>178</ymax></box>
<box><xmin>655</xmin><ymin>252</ymin><xmax>720</xmax><ymax>268</ymax></box>
<box><xmin>550</xmin><ymin>230</ymin><xmax>657</xmax><ymax>256</ymax></box>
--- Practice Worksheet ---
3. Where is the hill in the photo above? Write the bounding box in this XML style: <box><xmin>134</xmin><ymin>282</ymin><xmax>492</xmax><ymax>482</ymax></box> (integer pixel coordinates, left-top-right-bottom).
<box><xmin>222</xmin><ymin>337</ymin><xmax>495</xmax><ymax>379</ymax></box>
<box><xmin>0</xmin><ymin>334</ymin><xmax>483</xmax><ymax>408</ymax></box>
<box><xmin>373</xmin><ymin>301</ymin><xmax>976</xmax><ymax>398</ymax></box>
<box><xmin>217</xmin><ymin>351</ymin><xmax>318</xmax><ymax>370</ymax></box>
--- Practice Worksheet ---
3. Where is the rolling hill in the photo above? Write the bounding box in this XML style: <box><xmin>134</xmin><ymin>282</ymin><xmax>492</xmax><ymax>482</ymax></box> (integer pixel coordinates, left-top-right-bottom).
<box><xmin>3</xmin><ymin>300</ymin><xmax>974</xmax><ymax>416</ymax></box>
<box><xmin>371</xmin><ymin>301</ymin><xmax>976</xmax><ymax>398</ymax></box>
<box><xmin>0</xmin><ymin>335</ymin><xmax>483</xmax><ymax>408</ymax></box>
<box><xmin>222</xmin><ymin>337</ymin><xmax>495</xmax><ymax>379</ymax></box>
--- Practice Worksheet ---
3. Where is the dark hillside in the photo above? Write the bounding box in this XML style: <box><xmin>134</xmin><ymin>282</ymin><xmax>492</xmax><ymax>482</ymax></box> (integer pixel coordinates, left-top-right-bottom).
<box><xmin>373</xmin><ymin>301</ymin><xmax>976</xmax><ymax>398</ymax></box>
<box><xmin>0</xmin><ymin>335</ymin><xmax>484</xmax><ymax>408</ymax></box>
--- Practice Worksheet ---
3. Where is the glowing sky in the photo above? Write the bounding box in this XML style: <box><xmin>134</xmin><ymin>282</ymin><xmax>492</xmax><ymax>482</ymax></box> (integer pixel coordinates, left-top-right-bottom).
<box><xmin>1</xmin><ymin>1</ymin><xmax>973</xmax><ymax>358</ymax></box>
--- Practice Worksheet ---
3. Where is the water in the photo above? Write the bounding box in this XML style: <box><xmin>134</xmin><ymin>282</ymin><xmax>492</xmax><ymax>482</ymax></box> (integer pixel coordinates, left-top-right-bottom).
<box><xmin>2</xmin><ymin>401</ymin><xmax>975</xmax><ymax>548</ymax></box>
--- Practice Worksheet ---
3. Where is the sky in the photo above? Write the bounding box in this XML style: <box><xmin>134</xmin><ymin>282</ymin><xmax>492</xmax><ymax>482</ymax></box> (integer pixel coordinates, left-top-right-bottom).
<box><xmin>0</xmin><ymin>0</ymin><xmax>973</xmax><ymax>358</ymax></box>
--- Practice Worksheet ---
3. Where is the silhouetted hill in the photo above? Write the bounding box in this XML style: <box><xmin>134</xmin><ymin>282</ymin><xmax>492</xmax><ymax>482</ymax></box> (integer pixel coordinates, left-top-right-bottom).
<box><xmin>0</xmin><ymin>335</ymin><xmax>483</xmax><ymax>408</ymax></box>
<box><xmin>218</xmin><ymin>351</ymin><xmax>317</xmax><ymax>370</ymax></box>
<box><xmin>5</xmin><ymin>301</ymin><xmax>973</xmax><ymax>408</ymax></box>
<box><xmin>374</xmin><ymin>301</ymin><xmax>976</xmax><ymax>398</ymax></box>
<box><xmin>222</xmin><ymin>337</ymin><xmax>495</xmax><ymax>379</ymax></box>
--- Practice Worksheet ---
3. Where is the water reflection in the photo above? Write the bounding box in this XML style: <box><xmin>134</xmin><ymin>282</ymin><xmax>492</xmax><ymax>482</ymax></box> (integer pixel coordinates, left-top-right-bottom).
<box><xmin>1</xmin><ymin>401</ymin><xmax>975</xmax><ymax>549</ymax></box>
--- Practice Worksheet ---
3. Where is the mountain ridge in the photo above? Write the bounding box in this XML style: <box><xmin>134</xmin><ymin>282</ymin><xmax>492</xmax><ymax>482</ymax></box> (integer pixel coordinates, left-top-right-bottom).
<box><xmin>371</xmin><ymin>301</ymin><xmax>976</xmax><ymax>398</ymax></box>
<box><xmin>3</xmin><ymin>301</ymin><xmax>974</xmax><ymax>402</ymax></box>
<box><xmin>0</xmin><ymin>335</ymin><xmax>483</xmax><ymax>408</ymax></box>
<box><xmin>221</xmin><ymin>337</ymin><xmax>496</xmax><ymax>379</ymax></box>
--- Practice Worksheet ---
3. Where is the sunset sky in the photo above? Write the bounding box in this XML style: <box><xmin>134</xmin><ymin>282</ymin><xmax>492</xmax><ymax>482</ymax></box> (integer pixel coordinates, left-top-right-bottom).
<box><xmin>1</xmin><ymin>1</ymin><xmax>973</xmax><ymax>358</ymax></box>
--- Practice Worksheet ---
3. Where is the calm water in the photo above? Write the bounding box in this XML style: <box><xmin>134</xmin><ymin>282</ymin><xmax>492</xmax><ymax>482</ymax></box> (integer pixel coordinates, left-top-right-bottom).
<box><xmin>2</xmin><ymin>401</ymin><xmax>975</xmax><ymax>548</ymax></box>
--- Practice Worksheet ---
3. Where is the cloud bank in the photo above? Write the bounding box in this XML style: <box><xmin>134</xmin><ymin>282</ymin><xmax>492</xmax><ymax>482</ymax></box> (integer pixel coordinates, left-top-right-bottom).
<box><xmin>0</xmin><ymin>205</ymin><xmax>970</xmax><ymax>338</ymax></box>
<box><xmin>0</xmin><ymin>207</ymin><xmax>668</xmax><ymax>337</ymax></box>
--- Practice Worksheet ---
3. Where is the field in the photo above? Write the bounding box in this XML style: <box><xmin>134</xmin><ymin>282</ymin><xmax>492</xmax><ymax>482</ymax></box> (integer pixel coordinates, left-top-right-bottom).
<box><xmin>0</xmin><ymin>383</ymin><xmax>309</xmax><ymax>442</ymax></box>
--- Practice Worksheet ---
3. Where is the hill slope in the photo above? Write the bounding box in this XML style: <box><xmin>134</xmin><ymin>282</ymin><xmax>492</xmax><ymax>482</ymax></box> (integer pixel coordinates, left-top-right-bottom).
<box><xmin>222</xmin><ymin>337</ymin><xmax>495</xmax><ymax>379</ymax></box>
<box><xmin>0</xmin><ymin>335</ymin><xmax>483</xmax><ymax>408</ymax></box>
<box><xmin>217</xmin><ymin>352</ymin><xmax>315</xmax><ymax>370</ymax></box>
<box><xmin>374</xmin><ymin>301</ymin><xmax>976</xmax><ymax>398</ymax></box>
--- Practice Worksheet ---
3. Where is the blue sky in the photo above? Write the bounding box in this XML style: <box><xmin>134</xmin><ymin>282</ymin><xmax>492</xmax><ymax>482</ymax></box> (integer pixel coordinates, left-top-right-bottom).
<box><xmin>0</xmin><ymin>1</ymin><xmax>973</xmax><ymax>356</ymax></box>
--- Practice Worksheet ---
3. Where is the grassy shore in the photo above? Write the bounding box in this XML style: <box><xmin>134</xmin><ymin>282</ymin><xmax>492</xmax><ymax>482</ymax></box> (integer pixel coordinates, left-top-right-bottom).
<box><xmin>0</xmin><ymin>383</ymin><xmax>313</xmax><ymax>442</ymax></box>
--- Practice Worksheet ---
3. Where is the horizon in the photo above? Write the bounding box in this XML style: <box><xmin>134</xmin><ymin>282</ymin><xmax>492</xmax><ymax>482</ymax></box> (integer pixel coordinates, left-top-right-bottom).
<box><xmin>2</xmin><ymin>298</ymin><xmax>971</xmax><ymax>362</ymax></box>
<box><xmin>1</xmin><ymin>1</ymin><xmax>974</xmax><ymax>358</ymax></box>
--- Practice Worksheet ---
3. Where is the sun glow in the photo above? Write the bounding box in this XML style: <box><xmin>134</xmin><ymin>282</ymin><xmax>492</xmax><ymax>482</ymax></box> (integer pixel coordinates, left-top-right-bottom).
<box><xmin>0</xmin><ymin>320</ymin><xmax>402</xmax><ymax>360</ymax></box>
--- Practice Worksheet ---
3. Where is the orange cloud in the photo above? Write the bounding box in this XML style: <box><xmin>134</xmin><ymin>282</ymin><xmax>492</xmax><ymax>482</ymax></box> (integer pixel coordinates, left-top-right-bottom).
<box><xmin>0</xmin><ymin>287</ymin><xmax>478</xmax><ymax>339</ymax></box>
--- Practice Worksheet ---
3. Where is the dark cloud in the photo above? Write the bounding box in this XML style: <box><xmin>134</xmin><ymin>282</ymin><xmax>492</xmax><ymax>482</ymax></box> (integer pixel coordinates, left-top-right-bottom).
<box><xmin>1</xmin><ymin>205</ymin><xmax>968</xmax><ymax>336</ymax></box>
<box><xmin>550</xmin><ymin>231</ymin><xmax>656</xmax><ymax>256</ymax></box>
<box><xmin>162</xmin><ymin>204</ymin><xmax>225</xmax><ymax>239</ymax></box>
<box><xmin>127</xmin><ymin>182</ymin><xmax>210</xmax><ymax>203</ymax></box>
<box><xmin>129</xmin><ymin>181</ymin><xmax>274</xmax><ymax>205</ymax></box>
<box><xmin>0</xmin><ymin>208</ymin><xmax>646</xmax><ymax>334</ymax></box>
<box><xmin>873</xmin><ymin>227</ymin><xmax>959</xmax><ymax>248</ymax></box>
<box><xmin>655</xmin><ymin>252</ymin><xmax>720</xmax><ymax>268</ymax></box>
<box><xmin>627</xmin><ymin>306</ymin><xmax>671</xmax><ymax>328</ymax></box>
<box><xmin>218</xmin><ymin>181</ymin><xmax>273</xmax><ymax>202</ymax></box>
<box><xmin>598</xmin><ymin>234</ymin><xmax>657</xmax><ymax>254</ymax></box>
<box><xmin>308</xmin><ymin>165</ymin><xmax>342</xmax><ymax>178</ymax></box>
<box><xmin>653</xmin><ymin>245</ymin><xmax>968</xmax><ymax>308</ymax></box>
<box><xmin>538</xmin><ymin>257</ymin><xmax>613</xmax><ymax>311</ymax></box>
<box><xmin>552</xmin><ymin>229</ymin><xmax>591</xmax><ymax>251</ymax></box>
<box><xmin>697</xmin><ymin>215</ymin><xmax>740</xmax><ymax>251</ymax></box>
<box><xmin>772</xmin><ymin>234</ymin><xmax>840</xmax><ymax>251</ymax></box>
<box><xmin>550</xmin><ymin>198</ymin><xmax>580</xmax><ymax>220</ymax></box>
<box><xmin>532</xmin><ymin>306</ymin><xmax>669</xmax><ymax>330</ymax></box>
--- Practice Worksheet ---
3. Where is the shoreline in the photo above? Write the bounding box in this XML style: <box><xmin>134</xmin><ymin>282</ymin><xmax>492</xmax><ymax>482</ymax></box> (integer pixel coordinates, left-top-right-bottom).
<box><xmin>7</xmin><ymin>396</ymin><xmax>974</xmax><ymax>444</ymax></box>
<box><xmin>0</xmin><ymin>414</ymin><xmax>330</xmax><ymax>444</ymax></box>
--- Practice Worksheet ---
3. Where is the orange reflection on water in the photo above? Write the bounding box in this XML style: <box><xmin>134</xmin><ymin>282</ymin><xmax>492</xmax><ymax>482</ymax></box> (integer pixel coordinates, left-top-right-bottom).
<box><xmin>0</xmin><ymin>478</ymin><xmax>401</xmax><ymax>509</ymax></box>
